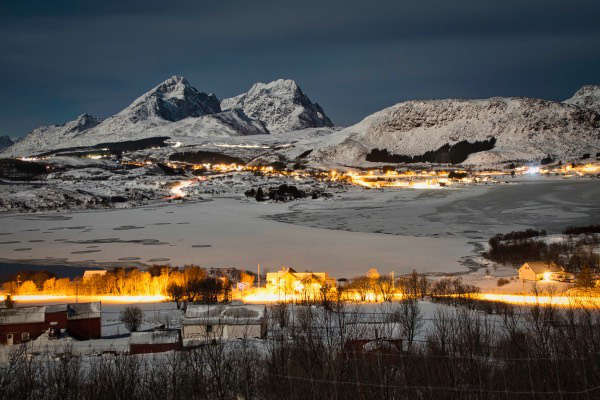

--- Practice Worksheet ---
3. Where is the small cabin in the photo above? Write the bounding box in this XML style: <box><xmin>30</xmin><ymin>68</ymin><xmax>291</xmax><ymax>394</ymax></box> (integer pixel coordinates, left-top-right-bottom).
<box><xmin>182</xmin><ymin>303</ymin><xmax>267</xmax><ymax>347</ymax></box>
<box><xmin>518</xmin><ymin>261</ymin><xmax>564</xmax><ymax>281</ymax></box>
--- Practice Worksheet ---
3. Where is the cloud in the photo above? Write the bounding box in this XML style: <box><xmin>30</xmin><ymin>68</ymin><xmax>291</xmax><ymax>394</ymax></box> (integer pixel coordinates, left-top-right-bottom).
<box><xmin>1</xmin><ymin>0</ymin><xmax>599</xmax><ymax>135</ymax></box>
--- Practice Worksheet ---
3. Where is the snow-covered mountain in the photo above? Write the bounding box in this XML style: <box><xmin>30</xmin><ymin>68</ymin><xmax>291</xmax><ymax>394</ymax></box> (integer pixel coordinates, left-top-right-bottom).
<box><xmin>221</xmin><ymin>79</ymin><xmax>333</xmax><ymax>133</ymax></box>
<box><xmin>118</xmin><ymin>75</ymin><xmax>221</xmax><ymax>123</ymax></box>
<box><xmin>311</xmin><ymin>97</ymin><xmax>600</xmax><ymax>166</ymax></box>
<box><xmin>2</xmin><ymin>76</ymin><xmax>271</xmax><ymax>157</ymax></box>
<box><xmin>563</xmin><ymin>85</ymin><xmax>600</xmax><ymax>113</ymax></box>
<box><xmin>0</xmin><ymin>136</ymin><xmax>14</xmax><ymax>152</ymax></box>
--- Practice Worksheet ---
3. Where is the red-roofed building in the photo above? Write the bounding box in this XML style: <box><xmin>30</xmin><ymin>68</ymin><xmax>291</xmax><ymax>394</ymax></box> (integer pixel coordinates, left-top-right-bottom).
<box><xmin>0</xmin><ymin>302</ymin><xmax>102</xmax><ymax>345</ymax></box>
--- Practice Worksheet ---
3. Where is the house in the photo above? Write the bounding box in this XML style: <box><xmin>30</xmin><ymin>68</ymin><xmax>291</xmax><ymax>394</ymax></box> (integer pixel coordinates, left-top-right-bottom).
<box><xmin>182</xmin><ymin>303</ymin><xmax>267</xmax><ymax>347</ymax></box>
<box><xmin>66</xmin><ymin>302</ymin><xmax>102</xmax><ymax>339</ymax></box>
<box><xmin>0</xmin><ymin>306</ymin><xmax>47</xmax><ymax>345</ymax></box>
<box><xmin>129</xmin><ymin>329</ymin><xmax>181</xmax><ymax>354</ymax></box>
<box><xmin>266</xmin><ymin>267</ymin><xmax>336</xmax><ymax>299</ymax></box>
<box><xmin>82</xmin><ymin>270</ymin><xmax>107</xmax><ymax>281</ymax></box>
<box><xmin>518</xmin><ymin>261</ymin><xmax>564</xmax><ymax>281</ymax></box>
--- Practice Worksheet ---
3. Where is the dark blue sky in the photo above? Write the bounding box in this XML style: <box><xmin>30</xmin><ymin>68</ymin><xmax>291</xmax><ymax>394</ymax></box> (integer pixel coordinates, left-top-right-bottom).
<box><xmin>2</xmin><ymin>0</ymin><xmax>600</xmax><ymax>137</ymax></box>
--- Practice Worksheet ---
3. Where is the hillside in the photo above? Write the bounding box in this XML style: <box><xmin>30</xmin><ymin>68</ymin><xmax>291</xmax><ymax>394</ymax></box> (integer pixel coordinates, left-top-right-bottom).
<box><xmin>310</xmin><ymin>96</ymin><xmax>600</xmax><ymax>166</ymax></box>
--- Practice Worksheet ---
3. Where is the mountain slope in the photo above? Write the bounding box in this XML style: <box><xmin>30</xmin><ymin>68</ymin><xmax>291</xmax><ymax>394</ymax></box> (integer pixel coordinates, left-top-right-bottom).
<box><xmin>141</xmin><ymin>109</ymin><xmax>269</xmax><ymax>139</ymax></box>
<box><xmin>0</xmin><ymin>136</ymin><xmax>14</xmax><ymax>152</ymax></box>
<box><xmin>563</xmin><ymin>85</ymin><xmax>600</xmax><ymax>113</ymax></box>
<box><xmin>311</xmin><ymin>97</ymin><xmax>600</xmax><ymax>166</ymax></box>
<box><xmin>221</xmin><ymin>79</ymin><xmax>333</xmax><ymax>133</ymax></box>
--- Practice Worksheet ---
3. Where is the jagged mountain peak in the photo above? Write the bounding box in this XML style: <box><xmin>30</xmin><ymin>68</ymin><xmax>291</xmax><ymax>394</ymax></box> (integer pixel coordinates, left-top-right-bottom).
<box><xmin>119</xmin><ymin>76</ymin><xmax>221</xmax><ymax>123</ymax></box>
<box><xmin>564</xmin><ymin>85</ymin><xmax>600</xmax><ymax>113</ymax></box>
<box><xmin>248</xmin><ymin>78</ymin><xmax>300</xmax><ymax>93</ymax></box>
<box><xmin>221</xmin><ymin>78</ymin><xmax>333</xmax><ymax>133</ymax></box>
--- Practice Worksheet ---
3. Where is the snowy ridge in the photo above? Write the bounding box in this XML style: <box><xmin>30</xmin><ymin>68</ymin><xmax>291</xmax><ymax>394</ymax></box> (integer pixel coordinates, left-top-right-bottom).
<box><xmin>3</xmin><ymin>113</ymin><xmax>102</xmax><ymax>157</ymax></box>
<box><xmin>221</xmin><ymin>79</ymin><xmax>333</xmax><ymax>133</ymax></box>
<box><xmin>0</xmin><ymin>136</ymin><xmax>14</xmax><ymax>152</ymax></box>
<box><xmin>563</xmin><ymin>85</ymin><xmax>600</xmax><ymax>113</ymax></box>
<box><xmin>311</xmin><ymin>96</ymin><xmax>600</xmax><ymax>166</ymax></box>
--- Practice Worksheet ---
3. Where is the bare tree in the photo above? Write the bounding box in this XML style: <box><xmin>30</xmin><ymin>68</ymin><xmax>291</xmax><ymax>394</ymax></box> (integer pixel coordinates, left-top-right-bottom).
<box><xmin>120</xmin><ymin>306</ymin><xmax>143</xmax><ymax>332</ymax></box>
<box><xmin>394</xmin><ymin>298</ymin><xmax>423</xmax><ymax>350</ymax></box>
<box><xmin>375</xmin><ymin>276</ymin><xmax>395</xmax><ymax>302</ymax></box>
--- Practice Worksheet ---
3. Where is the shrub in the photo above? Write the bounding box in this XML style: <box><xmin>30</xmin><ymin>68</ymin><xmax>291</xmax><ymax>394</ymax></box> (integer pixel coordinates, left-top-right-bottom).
<box><xmin>497</xmin><ymin>278</ymin><xmax>510</xmax><ymax>287</ymax></box>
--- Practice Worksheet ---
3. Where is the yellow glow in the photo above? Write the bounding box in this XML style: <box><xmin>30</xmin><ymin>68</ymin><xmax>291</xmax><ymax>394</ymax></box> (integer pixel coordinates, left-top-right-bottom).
<box><xmin>167</xmin><ymin>178</ymin><xmax>199</xmax><ymax>199</ymax></box>
<box><xmin>473</xmin><ymin>293</ymin><xmax>600</xmax><ymax>308</ymax></box>
<box><xmin>0</xmin><ymin>294</ymin><xmax>169</xmax><ymax>304</ymax></box>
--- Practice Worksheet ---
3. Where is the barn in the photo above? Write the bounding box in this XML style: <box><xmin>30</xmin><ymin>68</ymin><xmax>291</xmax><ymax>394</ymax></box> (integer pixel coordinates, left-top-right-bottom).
<box><xmin>518</xmin><ymin>261</ymin><xmax>563</xmax><ymax>281</ymax></box>
<box><xmin>129</xmin><ymin>330</ymin><xmax>181</xmax><ymax>354</ymax></box>
<box><xmin>66</xmin><ymin>302</ymin><xmax>102</xmax><ymax>339</ymax></box>
<box><xmin>0</xmin><ymin>302</ymin><xmax>102</xmax><ymax>345</ymax></box>
<box><xmin>0</xmin><ymin>306</ymin><xmax>47</xmax><ymax>345</ymax></box>
<box><xmin>182</xmin><ymin>303</ymin><xmax>267</xmax><ymax>347</ymax></box>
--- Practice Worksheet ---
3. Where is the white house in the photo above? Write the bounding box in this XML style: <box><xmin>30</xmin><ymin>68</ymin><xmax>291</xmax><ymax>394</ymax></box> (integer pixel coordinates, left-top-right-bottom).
<box><xmin>181</xmin><ymin>303</ymin><xmax>267</xmax><ymax>347</ymax></box>
<box><xmin>82</xmin><ymin>270</ymin><xmax>107</xmax><ymax>281</ymax></box>
<box><xmin>518</xmin><ymin>261</ymin><xmax>563</xmax><ymax>281</ymax></box>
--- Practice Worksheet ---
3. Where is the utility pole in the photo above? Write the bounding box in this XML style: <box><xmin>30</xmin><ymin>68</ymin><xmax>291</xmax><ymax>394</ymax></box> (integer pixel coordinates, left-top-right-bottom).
<box><xmin>257</xmin><ymin>264</ymin><xmax>261</xmax><ymax>288</ymax></box>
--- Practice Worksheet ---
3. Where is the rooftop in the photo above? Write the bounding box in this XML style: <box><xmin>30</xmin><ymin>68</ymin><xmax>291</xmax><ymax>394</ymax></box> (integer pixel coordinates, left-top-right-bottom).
<box><xmin>0</xmin><ymin>306</ymin><xmax>46</xmax><ymax>325</ymax></box>
<box><xmin>184</xmin><ymin>303</ymin><xmax>266</xmax><ymax>325</ymax></box>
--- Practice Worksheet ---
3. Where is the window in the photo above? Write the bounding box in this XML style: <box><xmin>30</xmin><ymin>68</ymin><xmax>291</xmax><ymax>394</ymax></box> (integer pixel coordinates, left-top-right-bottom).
<box><xmin>21</xmin><ymin>332</ymin><xmax>30</xmax><ymax>342</ymax></box>
<box><xmin>206</xmin><ymin>325</ymin><xmax>212</xmax><ymax>333</ymax></box>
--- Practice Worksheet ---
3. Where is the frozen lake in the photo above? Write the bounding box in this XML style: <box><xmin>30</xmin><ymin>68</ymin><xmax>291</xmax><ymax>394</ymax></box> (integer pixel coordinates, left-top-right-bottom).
<box><xmin>0</xmin><ymin>197</ymin><xmax>469</xmax><ymax>277</ymax></box>
<box><xmin>0</xmin><ymin>178</ymin><xmax>598</xmax><ymax>278</ymax></box>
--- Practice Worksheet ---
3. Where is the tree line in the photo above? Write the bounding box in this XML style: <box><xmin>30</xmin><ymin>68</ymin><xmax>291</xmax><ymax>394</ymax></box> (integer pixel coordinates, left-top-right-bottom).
<box><xmin>484</xmin><ymin>226</ymin><xmax>600</xmax><ymax>276</ymax></box>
